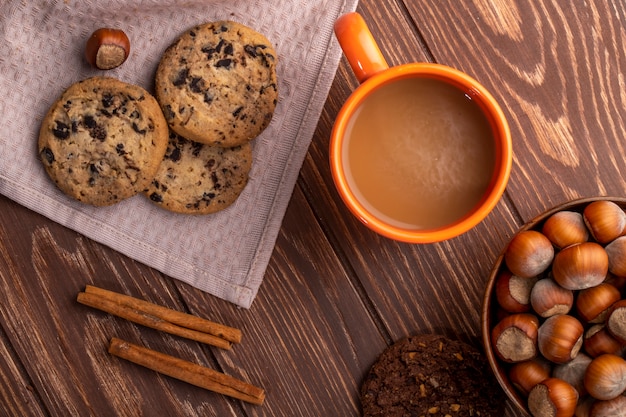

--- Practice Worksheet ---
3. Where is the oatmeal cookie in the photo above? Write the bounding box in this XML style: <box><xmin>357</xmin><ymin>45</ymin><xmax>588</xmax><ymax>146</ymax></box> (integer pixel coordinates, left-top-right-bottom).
<box><xmin>155</xmin><ymin>21</ymin><xmax>278</xmax><ymax>147</ymax></box>
<box><xmin>145</xmin><ymin>131</ymin><xmax>252</xmax><ymax>214</ymax></box>
<box><xmin>38</xmin><ymin>76</ymin><xmax>168</xmax><ymax>206</ymax></box>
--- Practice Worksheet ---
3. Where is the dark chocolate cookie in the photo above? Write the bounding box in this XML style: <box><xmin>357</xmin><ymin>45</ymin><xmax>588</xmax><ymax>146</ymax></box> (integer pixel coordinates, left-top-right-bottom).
<box><xmin>155</xmin><ymin>21</ymin><xmax>278</xmax><ymax>147</ymax></box>
<box><xmin>38</xmin><ymin>76</ymin><xmax>169</xmax><ymax>206</ymax></box>
<box><xmin>144</xmin><ymin>131</ymin><xmax>252</xmax><ymax>214</ymax></box>
<box><xmin>361</xmin><ymin>334</ymin><xmax>505</xmax><ymax>417</ymax></box>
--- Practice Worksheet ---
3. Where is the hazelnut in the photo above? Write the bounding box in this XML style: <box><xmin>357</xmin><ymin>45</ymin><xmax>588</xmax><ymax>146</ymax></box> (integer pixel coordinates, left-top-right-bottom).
<box><xmin>85</xmin><ymin>28</ymin><xmax>130</xmax><ymax>70</ymax></box>
<box><xmin>583</xmin><ymin>354</ymin><xmax>626</xmax><ymax>400</ymax></box>
<box><xmin>495</xmin><ymin>269</ymin><xmax>537</xmax><ymax>313</ymax></box>
<box><xmin>527</xmin><ymin>378</ymin><xmax>578</xmax><ymax>417</ymax></box>
<box><xmin>552</xmin><ymin>242</ymin><xmax>608</xmax><ymax>290</ymax></box>
<box><xmin>537</xmin><ymin>314</ymin><xmax>584</xmax><ymax>364</ymax></box>
<box><xmin>553</xmin><ymin>353</ymin><xmax>592</xmax><ymax>396</ymax></box>
<box><xmin>575</xmin><ymin>283</ymin><xmax>621</xmax><ymax>323</ymax></box>
<box><xmin>504</xmin><ymin>230</ymin><xmax>555</xmax><ymax>278</ymax></box>
<box><xmin>491</xmin><ymin>313</ymin><xmax>539</xmax><ymax>363</ymax></box>
<box><xmin>509</xmin><ymin>357</ymin><xmax>552</xmax><ymax>396</ymax></box>
<box><xmin>605</xmin><ymin>236</ymin><xmax>626</xmax><ymax>277</ymax></box>
<box><xmin>584</xmin><ymin>324</ymin><xmax>623</xmax><ymax>358</ymax></box>
<box><xmin>530</xmin><ymin>278</ymin><xmax>574</xmax><ymax>318</ymax></box>
<box><xmin>606</xmin><ymin>299</ymin><xmax>626</xmax><ymax>344</ymax></box>
<box><xmin>583</xmin><ymin>200</ymin><xmax>626</xmax><ymax>244</ymax></box>
<box><xmin>589</xmin><ymin>395</ymin><xmax>626</xmax><ymax>416</ymax></box>
<box><xmin>542</xmin><ymin>210</ymin><xmax>589</xmax><ymax>249</ymax></box>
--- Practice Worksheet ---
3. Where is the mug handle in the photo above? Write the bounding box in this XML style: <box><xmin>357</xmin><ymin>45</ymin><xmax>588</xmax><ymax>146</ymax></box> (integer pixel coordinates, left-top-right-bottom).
<box><xmin>334</xmin><ymin>12</ymin><xmax>389</xmax><ymax>83</ymax></box>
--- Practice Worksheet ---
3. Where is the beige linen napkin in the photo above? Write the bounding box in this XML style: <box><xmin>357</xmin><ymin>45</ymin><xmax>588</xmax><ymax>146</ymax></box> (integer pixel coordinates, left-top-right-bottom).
<box><xmin>0</xmin><ymin>0</ymin><xmax>358</xmax><ymax>308</ymax></box>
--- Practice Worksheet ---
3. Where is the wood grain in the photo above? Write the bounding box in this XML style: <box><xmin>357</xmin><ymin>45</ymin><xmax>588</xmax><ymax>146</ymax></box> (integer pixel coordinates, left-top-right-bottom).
<box><xmin>3</xmin><ymin>0</ymin><xmax>626</xmax><ymax>416</ymax></box>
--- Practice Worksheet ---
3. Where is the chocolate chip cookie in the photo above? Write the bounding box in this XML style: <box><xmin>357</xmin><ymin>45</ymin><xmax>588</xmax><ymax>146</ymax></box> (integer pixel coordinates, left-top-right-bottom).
<box><xmin>144</xmin><ymin>131</ymin><xmax>252</xmax><ymax>214</ymax></box>
<box><xmin>38</xmin><ymin>76</ymin><xmax>169</xmax><ymax>206</ymax></box>
<box><xmin>155</xmin><ymin>21</ymin><xmax>278</xmax><ymax>147</ymax></box>
<box><xmin>361</xmin><ymin>334</ymin><xmax>505</xmax><ymax>417</ymax></box>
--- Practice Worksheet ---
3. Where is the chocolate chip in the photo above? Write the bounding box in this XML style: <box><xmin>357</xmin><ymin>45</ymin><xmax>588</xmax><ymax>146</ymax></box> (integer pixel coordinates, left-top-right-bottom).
<box><xmin>211</xmin><ymin>174</ymin><xmax>220</xmax><ymax>189</ymax></box>
<box><xmin>173</xmin><ymin>68</ymin><xmax>189</xmax><ymax>87</ymax></box>
<box><xmin>102</xmin><ymin>93</ymin><xmax>114</xmax><ymax>108</ymax></box>
<box><xmin>203</xmin><ymin>92</ymin><xmax>214</xmax><ymax>105</ymax></box>
<box><xmin>216</xmin><ymin>39</ymin><xmax>225</xmax><ymax>53</ymax></box>
<box><xmin>189</xmin><ymin>77</ymin><xmax>205</xmax><ymax>93</ymax></box>
<box><xmin>244</xmin><ymin>45</ymin><xmax>258</xmax><ymax>58</ymax></box>
<box><xmin>189</xmin><ymin>30</ymin><xmax>196</xmax><ymax>37</ymax></box>
<box><xmin>201</xmin><ymin>45</ymin><xmax>216</xmax><ymax>59</ymax></box>
<box><xmin>216</xmin><ymin>59</ymin><xmax>232</xmax><ymax>68</ymax></box>
<box><xmin>116</xmin><ymin>143</ymin><xmax>126</xmax><ymax>156</ymax></box>
<box><xmin>132</xmin><ymin>122</ymin><xmax>147</xmax><ymax>135</ymax></box>
<box><xmin>149</xmin><ymin>192</ymin><xmax>163</xmax><ymax>203</ymax></box>
<box><xmin>84</xmin><ymin>115</ymin><xmax>97</xmax><ymax>129</ymax></box>
<box><xmin>88</xmin><ymin>122</ymin><xmax>107</xmax><ymax>141</ymax></box>
<box><xmin>224</xmin><ymin>43</ymin><xmax>234</xmax><ymax>56</ymax></box>
<box><xmin>93</xmin><ymin>128</ymin><xmax>107</xmax><ymax>141</ymax></box>
<box><xmin>163</xmin><ymin>105</ymin><xmax>175</xmax><ymax>120</ymax></box>
<box><xmin>232</xmin><ymin>106</ymin><xmax>243</xmax><ymax>118</ymax></box>
<box><xmin>191</xmin><ymin>142</ymin><xmax>203</xmax><ymax>157</ymax></box>
<box><xmin>40</xmin><ymin>147</ymin><xmax>55</xmax><ymax>164</ymax></box>
<box><xmin>52</xmin><ymin>121</ymin><xmax>70</xmax><ymax>139</ymax></box>
<box><xmin>167</xmin><ymin>145</ymin><xmax>182</xmax><ymax>162</ymax></box>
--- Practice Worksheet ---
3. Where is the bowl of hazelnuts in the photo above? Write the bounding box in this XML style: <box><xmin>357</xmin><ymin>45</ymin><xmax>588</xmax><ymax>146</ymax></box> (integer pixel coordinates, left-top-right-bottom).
<box><xmin>481</xmin><ymin>197</ymin><xmax>626</xmax><ymax>416</ymax></box>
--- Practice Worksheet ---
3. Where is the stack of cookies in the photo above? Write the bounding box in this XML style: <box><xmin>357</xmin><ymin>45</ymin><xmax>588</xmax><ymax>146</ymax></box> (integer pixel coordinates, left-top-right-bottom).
<box><xmin>38</xmin><ymin>21</ymin><xmax>278</xmax><ymax>215</ymax></box>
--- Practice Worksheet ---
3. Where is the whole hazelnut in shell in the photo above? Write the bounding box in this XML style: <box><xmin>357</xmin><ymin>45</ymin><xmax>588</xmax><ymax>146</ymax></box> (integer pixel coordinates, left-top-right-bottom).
<box><xmin>583</xmin><ymin>354</ymin><xmax>626</xmax><ymax>401</ymax></box>
<box><xmin>530</xmin><ymin>278</ymin><xmax>574</xmax><ymax>318</ymax></box>
<box><xmin>541</xmin><ymin>210</ymin><xmax>589</xmax><ymax>249</ymax></box>
<box><xmin>537</xmin><ymin>314</ymin><xmax>584</xmax><ymax>364</ymax></box>
<box><xmin>583</xmin><ymin>200</ymin><xmax>626</xmax><ymax>244</ymax></box>
<box><xmin>605</xmin><ymin>236</ymin><xmax>626</xmax><ymax>277</ymax></box>
<box><xmin>85</xmin><ymin>28</ymin><xmax>131</xmax><ymax>70</ymax></box>
<box><xmin>552</xmin><ymin>242</ymin><xmax>608</xmax><ymax>290</ymax></box>
<box><xmin>504</xmin><ymin>230</ymin><xmax>554</xmax><ymax>278</ymax></box>
<box><xmin>496</xmin><ymin>269</ymin><xmax>537</xmax><ymax>313</ymax></box>
<box><xmin>491</xmin><ymin>313</ymin><xmax>539</xmax><ymax>363</ymax></box>
<box><xmin>527</xmin><ymin>378</ymin><xmax>578</xmax><ymax>417</ymax></box>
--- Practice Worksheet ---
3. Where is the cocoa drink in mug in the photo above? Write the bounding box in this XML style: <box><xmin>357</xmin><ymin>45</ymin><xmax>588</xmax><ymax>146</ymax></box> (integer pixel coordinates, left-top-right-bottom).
<box><xmin>331</xmin><ymin>13</ymin><xmax>512</xmax><ymax>243</ymax></box>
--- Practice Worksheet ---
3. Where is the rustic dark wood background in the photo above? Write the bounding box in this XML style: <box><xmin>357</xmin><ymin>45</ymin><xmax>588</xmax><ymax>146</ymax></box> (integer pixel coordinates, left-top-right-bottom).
<box><xmin>2</xmin><ymin>0</ymin><xmax>626</xmax><ymax>416</ymax></box>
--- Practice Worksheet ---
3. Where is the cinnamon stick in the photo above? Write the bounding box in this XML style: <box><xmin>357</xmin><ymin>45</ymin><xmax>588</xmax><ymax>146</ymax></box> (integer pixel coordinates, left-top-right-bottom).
<box><xmin>77</xmin><ymin>290</ymin><xmax>234</xmax><ymax>350</ymax></box>
<box><xmin>108</xmin><ymin>337</ymin><xmax>265</xmax><ymax>405</ymax></box>
<box><xmin>83</xmin><ymin>285</ymin><xmax>241</xmax><ymax>343</ymax></box>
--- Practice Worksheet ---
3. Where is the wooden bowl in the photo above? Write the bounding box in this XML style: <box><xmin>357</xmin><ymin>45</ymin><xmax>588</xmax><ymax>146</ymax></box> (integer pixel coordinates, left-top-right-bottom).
<box><xmin>480</xmin><ymin>196</ymin><xmax>626</xmax><ymax>415</ymax></box>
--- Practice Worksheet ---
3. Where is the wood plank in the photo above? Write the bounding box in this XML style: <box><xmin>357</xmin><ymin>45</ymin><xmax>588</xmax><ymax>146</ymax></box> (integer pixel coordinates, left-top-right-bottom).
<box><xmin>177</xmin><ymin>184</ymin><xmax>388</xmax><ymax>416</ymax></box>
<box><xmin>0</xmin><ymin>326</ymin><xmax>47</xmax><ymax>416</ymax></box>
<box><xmin>0</xmin><ymin>194</ymin><xmax>239</xmax><ymax>416</ymax></box>
<box><xmin>3</xmin><ymin>1</ymin><xmax>623</xmax><ymax>416</ymax></box>
<box><xmin>0</xmin><ymin>183</ymin><xmax>388</xmax><ymax>417</ymax></box>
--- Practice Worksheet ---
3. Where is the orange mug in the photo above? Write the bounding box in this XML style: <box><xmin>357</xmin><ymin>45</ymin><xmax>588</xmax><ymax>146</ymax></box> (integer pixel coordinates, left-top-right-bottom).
<box><xmin>330</xmin><ymin>12</ymin><xmax>512</xmax><ymax>243</ymax></box>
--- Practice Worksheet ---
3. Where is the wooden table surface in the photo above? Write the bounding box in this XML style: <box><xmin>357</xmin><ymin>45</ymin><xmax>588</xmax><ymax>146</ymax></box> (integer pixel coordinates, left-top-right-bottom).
<box><xmin>2</xmin><ymin>1</ymin><xmax>626</xmax><ymax>416</ymax></box>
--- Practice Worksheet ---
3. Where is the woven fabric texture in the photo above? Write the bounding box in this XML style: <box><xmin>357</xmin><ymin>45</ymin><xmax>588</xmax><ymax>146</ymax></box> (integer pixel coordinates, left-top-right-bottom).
<box><xmin>0</xmin><ymin>0</ymin><xmax>358</xmax><ymax>308</ymax></box>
